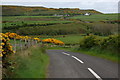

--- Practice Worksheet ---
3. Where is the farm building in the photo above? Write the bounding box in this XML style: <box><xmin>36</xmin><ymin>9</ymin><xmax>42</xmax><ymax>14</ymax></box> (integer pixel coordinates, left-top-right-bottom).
<box><xmin>84</xmin><ymin>13</ymin><xmax>91</xmax><ymax>16</ymax></box>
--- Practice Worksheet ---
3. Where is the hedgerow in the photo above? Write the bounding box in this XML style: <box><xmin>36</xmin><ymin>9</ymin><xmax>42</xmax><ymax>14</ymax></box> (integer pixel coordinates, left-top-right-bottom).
<box><xmin>79</xmin><ymin>34</ymin><xmax>119</xmax><ymax>54</ymax></box>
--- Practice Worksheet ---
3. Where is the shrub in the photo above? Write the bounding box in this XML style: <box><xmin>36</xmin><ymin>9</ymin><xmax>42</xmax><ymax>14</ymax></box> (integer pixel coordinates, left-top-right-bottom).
<box><xmin>100</xmin><ymin>35</ymin><xmax>120</xmax><ymax>51</ymax></box>
<box><xmin>42</xmin><ymin>38</ymin><xmax>64</xmax><ymax>45</ymax></box>
<box><xmin>79</xmin><ymin>34</ymin><xmax>119</xmax><ymax>54</ymax></box>
<box><xmin>79</xmin><ymin>34</ymin><xmax>99</xmax><ymax>49</ymax></box>
<box><xmin>0</xmin><ymin>33</ymin><xmax>14</xmax><ymax>59</ymax></box>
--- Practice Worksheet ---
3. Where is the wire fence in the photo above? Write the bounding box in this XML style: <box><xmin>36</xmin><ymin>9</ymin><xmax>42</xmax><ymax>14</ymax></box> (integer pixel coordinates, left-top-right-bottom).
<box><xmin>11</xmin><ymin>39</ymin><xmax>41</xmax><ymax>53</ymax></box>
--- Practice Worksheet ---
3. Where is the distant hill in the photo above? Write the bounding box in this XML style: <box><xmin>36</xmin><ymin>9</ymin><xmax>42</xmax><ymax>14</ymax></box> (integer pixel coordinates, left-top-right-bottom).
<box><xmin>2</xmin><ymin>5</ymin><xmax>102</xmax><ymax>16</ymax></box>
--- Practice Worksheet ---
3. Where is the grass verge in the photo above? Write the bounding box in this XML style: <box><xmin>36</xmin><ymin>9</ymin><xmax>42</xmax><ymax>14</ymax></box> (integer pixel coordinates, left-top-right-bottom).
<box><xmin>48</xmin><ymin>46</ymin><xmax>119</xmax><ymax>63</ymax></box>
<box><xmin>6</xmin><ymin>45</ymin><xmax>49</xmax><ymax>78</ymax></box>
<box><xmin>73</xmin><ymin>48</ymin><xmax>119</xmax><ymax>63</ymax></box>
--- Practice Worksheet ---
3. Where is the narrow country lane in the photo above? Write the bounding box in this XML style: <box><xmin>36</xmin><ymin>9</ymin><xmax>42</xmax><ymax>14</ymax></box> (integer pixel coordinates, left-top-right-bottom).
<box><xmin>46</xmin><ymin>50</ymin><xmax>118</xmax><ymax>79</ymax></box>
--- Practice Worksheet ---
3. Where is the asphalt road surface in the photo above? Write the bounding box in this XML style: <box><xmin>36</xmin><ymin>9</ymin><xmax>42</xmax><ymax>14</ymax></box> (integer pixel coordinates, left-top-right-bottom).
<box><xmin>46</xmin><ymin>50</ymin><xmax>118</xmax><ymax>79</ymax></box>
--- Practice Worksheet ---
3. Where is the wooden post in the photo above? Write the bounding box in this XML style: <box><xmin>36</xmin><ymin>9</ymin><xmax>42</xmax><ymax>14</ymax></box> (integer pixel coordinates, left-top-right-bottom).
<box><xmin>28</xmin><ymin>39</ymin><xmax>30</xmax><ymax>47</ymax></box>
<box><xmin>14</xmin><ymin>38</ymin><xmax>16</xmax><ymax>53</ymax></box>
<box><xmin>25</xmin><ymin>39</ymin><xmax>27</xmax><ymax>49</ymax></box>
<box><xmin>20</xmin><ymin>39</ymin><xmax>22</xmax><ymax>51</ymax></box>
<box><xmin>35</xmin><ymin>40</ymin><xmax>37</xmax><ymax>44</ymax></box>
<box><xmin>27</xmin><ymin>40</ymin><xmax>29</xmax><ymax>48</ymax></box>
<box><xmin>34</xmin><ymin>40</ymin><xmax>35</xmax><ymax>45</ymax></box>
<box><xmin>32</xmin><ymin>39</ymin><xmax>33</xmax><ymax>46</ymax></box>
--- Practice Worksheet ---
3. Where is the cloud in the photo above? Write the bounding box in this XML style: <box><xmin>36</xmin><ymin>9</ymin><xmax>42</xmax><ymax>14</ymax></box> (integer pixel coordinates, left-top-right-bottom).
<box><xmin>94</xmin><ymin>2</ymin><xmax>118</xmax><ymax>13</ymax></box>
<box><xmin>1</xmin><ymin>0</ymin><xmax>119</xmax><ymax>2</ymax></box>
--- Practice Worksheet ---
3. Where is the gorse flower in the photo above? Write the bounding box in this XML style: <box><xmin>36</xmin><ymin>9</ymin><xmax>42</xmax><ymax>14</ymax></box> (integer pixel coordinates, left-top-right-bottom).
<box><xmin>42</xmin><ymin>38</ymin><xmax>64</xmax><ymax>45</ymax></box>
<box><xmin>0</xmin><ymin>33</ymin><xmax>14</xmax><ymax>58</ymax></box>
<box><xmin>34</xmin><ymin>38</ymin><xmax>41</xmax><ymax>42</ymax></box>
<box><xmin>5</xmin><ymin>32</ymin><xmax>17</xmax><ymax>39</ymax></box>
<box><xmin>0</xmin><ymin>32</ymin><xmax>42</xmax><ymax>58</ymax></box>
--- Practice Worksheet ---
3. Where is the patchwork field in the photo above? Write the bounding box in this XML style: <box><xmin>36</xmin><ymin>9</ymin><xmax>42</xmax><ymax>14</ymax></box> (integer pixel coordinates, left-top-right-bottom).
<box><xmin>2</xmin><ymin>16</ymin><xmax>73</xmax><ymax>27</ymax></box>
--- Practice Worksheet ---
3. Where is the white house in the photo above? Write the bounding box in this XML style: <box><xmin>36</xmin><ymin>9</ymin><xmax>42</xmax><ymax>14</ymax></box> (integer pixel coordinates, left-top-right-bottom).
<box><xmin>84</xmin><ymin>13</ymin><xmax>91</xmax><ymax>16</ymax></box>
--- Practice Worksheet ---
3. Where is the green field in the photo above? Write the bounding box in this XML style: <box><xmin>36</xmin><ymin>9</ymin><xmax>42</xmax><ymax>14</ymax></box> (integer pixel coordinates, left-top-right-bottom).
<box><xmin>2</xmin><ymin>16</ymin><xmax>74</xmax><ymax>27</ymax></box>
<box><xmin>41</xmin><ymin>34</ymin><xmax>84</xmax><ymax>45</ymax></box>
<box><xmin>2</xmin><ymin>14</ymin><xmax>118</xmax><ymax>36</ymax></box>
<box><xmin>70</xmin><ymin>14</ymin><xmax>118</xmax><ymax>22</ymax></box>
<box><xmin>41</xmin><ymin>34</ymin><xmax>108</xmax><ymax>45</ymax></box>
<box><xmin>3</xmin><ymin>20</ymin><xmax>74</xmax><ymax>27</ymax></box>
<box><xmin>2</xmin><ymin>16</ymin><xmax>61</xmax><ymax>21</ymax></box>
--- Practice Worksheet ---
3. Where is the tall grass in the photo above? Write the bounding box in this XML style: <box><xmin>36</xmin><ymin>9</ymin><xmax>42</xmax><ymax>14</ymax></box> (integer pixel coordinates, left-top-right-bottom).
<box><xmin>5</xmin><ymin>45</ymin><xmax>49</xmax><ymax>78</ymax></box>
<box><xmin>91</xmin><ymin>23</ymin><xmax>118</xmax><ymax>36</ymax></box>
<box><xmin>74</xmin><ymin>47</ymin><xmax>119</xmax><ymax>62</ymax></box>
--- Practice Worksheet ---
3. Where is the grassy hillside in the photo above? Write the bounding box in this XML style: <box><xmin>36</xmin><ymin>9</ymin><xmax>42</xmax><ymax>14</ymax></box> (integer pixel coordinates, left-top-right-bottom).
<box><xmin>70</xmin><ymin>14</ymin><xmax>118</xmax><ymax>22</ymax></box>
<box><xmin>2</xmin><ymin>5</ymin><xmax>102</xmax><ymax>16</ymax></box>
<box><xmin>2</xmin><ymin>5</ymin><xmax>118</xmax><ymax>36</ymax></box>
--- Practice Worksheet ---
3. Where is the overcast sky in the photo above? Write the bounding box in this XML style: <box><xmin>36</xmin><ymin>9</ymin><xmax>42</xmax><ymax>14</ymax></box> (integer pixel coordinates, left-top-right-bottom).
<box><xmin>1</xmin><ymin>0</ymin><xmax>119</xmax><ymax>13</ymax></box>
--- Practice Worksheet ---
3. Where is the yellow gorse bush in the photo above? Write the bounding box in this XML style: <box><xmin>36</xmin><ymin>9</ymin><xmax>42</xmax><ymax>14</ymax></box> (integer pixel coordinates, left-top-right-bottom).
<box><xmin>1</xmin><ymin>32</ymin><xmax>43</xmax><ymax>58</ymax></box>
<box><xmin>0</xmin><ymin>33</ymin><xmax>14</xmax><ymax>58</ymax></box>
<box><xmin>15</xmin><ymin>35</ymin><xmax>22</xmax><ymax>40</ymax></box>
<box><xmin>42</xmin><ymin>38</ymin><xmax>64</xmax><ymax>45</ymax></box>
<box><xmin>1</xmin><ymin>32</ymin><xmax>65</xmax><ymax>57</ymax></box>
<box><xmin>34</xmin><ymin>38</ymin><xmax>41</xmax><ymax>42</ymax></box>
<box><xmin>5</xmin><ymin>32</ymin><xmax>42</xmax><ymax>42</ymax></box>
<box><xmin>5</xmin><ymin>32</ymin><xmax>18</xmax><ymax>39</ymax></box>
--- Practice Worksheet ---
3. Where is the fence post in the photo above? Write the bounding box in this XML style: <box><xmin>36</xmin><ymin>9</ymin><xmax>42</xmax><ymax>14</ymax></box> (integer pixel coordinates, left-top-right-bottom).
<box><xmin>32</xmin><ymin>39</ymin><xmax>34</xmax><ymax>46</ymax></box>
<box><xmin>27</xmin><ymin>40</ymin><xmax>29</xmax><ymax>48</ymax></box>
<box><xmin>33</xmin><ymin>40</ymin><xmax>35</xmax><ymax>45</ymax></box>
<box><xmin>35</xmin><ymin>40</ymin><xmax>37</xmax><ymax>45</ymax></box>
<box><xmin>14</xmin><ymin>38</ymin><xmax>16</xmax><ymax>53</ymax></box>
<box><xmin>20</xmin><ymin>39</ymin><xmax>22</xmax><ymax>51</ymax></box>
<box><xmin>25</xmin><ymin>39</ymin><xmax>27</xmax><ymax>49</ymax></box>
<box><xmin>28</xmin><ymin>39</ymin><xmax>30</xmax><ymax>47</ymax></box>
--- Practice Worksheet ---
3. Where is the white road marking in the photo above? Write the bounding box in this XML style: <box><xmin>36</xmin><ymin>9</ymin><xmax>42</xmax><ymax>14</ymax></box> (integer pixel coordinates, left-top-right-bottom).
<box><xmin>62</xmin><ymin>52</ymin><xmax>70</xmax><ymax>56</ymax></box>
<box><xmin>88</xmin><ymin>68</ymin><xmax>102</xmax><ymax>80</ymax></box>
<box><xmin>62</xmin><ymin>52</ymin><xmax>102</xmax><ymax>80</ymax></box>
<box><xmin>71</xmin><ymin>56</ymin><xmax>84</xmax><ymax>64</ymax></box>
